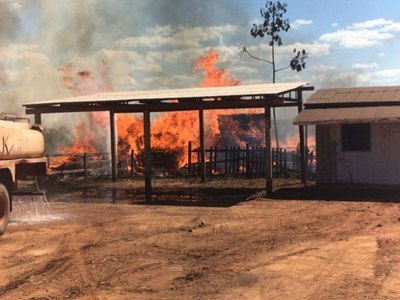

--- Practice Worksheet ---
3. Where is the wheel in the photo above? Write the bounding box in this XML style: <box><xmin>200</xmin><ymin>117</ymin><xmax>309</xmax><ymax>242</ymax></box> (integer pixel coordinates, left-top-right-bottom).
<box><xmin>0</xmin><ymin>184</ymin><xmax>10</xmax><ymax>235</ymax></box>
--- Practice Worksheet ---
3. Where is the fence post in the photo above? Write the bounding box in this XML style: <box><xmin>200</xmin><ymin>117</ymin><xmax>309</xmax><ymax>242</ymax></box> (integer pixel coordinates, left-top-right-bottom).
<box><xmin>209</xmin><ymin>146</ymin><xmax>214</xmax><ymax>175</ymax></box>
<box><xmin>279</xmin><ymin>148</ymin><xmax>284</xmax><ymax>177</ymax></box>
<box><xmin>252</xmin><ymin>147</ymin><xmax>255</xmax><ymax>176</ymax></box>
<box><xmin>197</xmin><ymin>147</ymin><xmax>200</xmax><ymax>175</ymax></box>
<box><xmin>188</xmin><ymin>141</ymin><xmax>192</xmax><ymax>175</ymax></box>
<box><xmin>234</xmin><ymin>146</ymin><xmax>237</xmax><ymax>174</ymax></box>
<box><xmin>297</xmin><ymin>149</ymin><xmax>301</xmax><ymax>172</ymax></box>
<box><xmin>83</xmin><ymin>153</ymin><xmax>88</xmax><ymax>179</ymax></box>
<box><xmin>229</xmin><ymin>147</ymin><xmax>233</xmax><ymax>174</ymax></box>
<box><xmin>291</xmin><ymin>151</ymin><xmax>296</xmax><ymax>170</ymax></box>
<box><xmin>245</xmin><ymin>144</ymin><xmax>250</xmax><ymax>175</ymax></box>
<box><xmin>227</xmin><ymin>147</ymin><xmax>231</xmax><ymax>174</ymax></box>
<box><xmin>283</xmin><ymin>149</ymin><xmax>287</xmax><ymax>173</ymax></box>
<box><xmin>224</xmin><ymin>146</ymin><xmax>228</xmax><ymax>175</ymax></box>
<box><xmin>241</xmin><ymin>147</ymin><xmax>245</xmax><ymax>174</ymax></box>
<box><xmin>234</xmin><ymin>147</ymin><xmax>238</xmax><ymax>173</ymax></box>
<box><xmin>262</xmin><ymin>147</ymin><xmax>266</xmax><ymax>175</ymax></box>
<box><xmin>130</xmin><ymin>150</ymin><xmax>135</xmax><ymax>177</ymax></box>
<box><xmin>271</xmin><ymin>148</ymin><xmax>275</xmax><ymax>175</ymax></box>
<box><xmin>254</xmin><ymin>147</ymin><xmax>258</xmax><ymax>176</ymax></box>
<box><xmin>214</xmin><ymin>146</ymin><xmax>218</xmax><ymax>174</ymax></box>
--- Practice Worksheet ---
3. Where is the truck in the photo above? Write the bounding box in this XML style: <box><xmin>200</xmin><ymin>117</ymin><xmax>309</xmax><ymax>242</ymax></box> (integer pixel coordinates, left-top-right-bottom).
<box><xmin>0</xmin><ymin>114</ymin><xmax>47</xmax><ymax>235</ymax></box>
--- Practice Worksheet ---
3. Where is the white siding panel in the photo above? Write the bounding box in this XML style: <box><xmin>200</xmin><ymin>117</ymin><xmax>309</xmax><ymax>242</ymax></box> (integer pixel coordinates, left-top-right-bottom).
<box><xmin>335</xmin><ymin>123</ymin><xmax>400</xmax><ymax>184</ymax></box>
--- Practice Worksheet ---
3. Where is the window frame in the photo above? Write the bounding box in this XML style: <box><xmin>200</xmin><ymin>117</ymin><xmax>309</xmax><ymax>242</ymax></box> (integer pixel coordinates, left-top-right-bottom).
<box><xmin>341</xmin><ymin>123</ymin><xmax>371</xmax><ymax>152</ymax></box>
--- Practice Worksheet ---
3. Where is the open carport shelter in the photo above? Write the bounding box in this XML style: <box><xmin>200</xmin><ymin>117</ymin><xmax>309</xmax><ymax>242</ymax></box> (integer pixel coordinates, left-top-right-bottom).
<box><xmin>24</xmin><ymin>82</ymin><xmax>313</xmax><ymax>201</ymax></box>
<box><xmin>295</xmin><ymin>85</ymin><xmax>400</xmax><ymax>185</ymax></box>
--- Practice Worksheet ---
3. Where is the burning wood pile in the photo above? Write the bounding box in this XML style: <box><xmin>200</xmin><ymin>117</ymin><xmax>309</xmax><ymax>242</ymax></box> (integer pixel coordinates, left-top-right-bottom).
<box><xmin>48</xmin><ymin>153</ymin><xmax>110</xmax><ymax>177</ymax></box>
<box><xmin>135</xmin><ymin>148</ymin><xmax>182</xmax><ymax>175</ymax></box>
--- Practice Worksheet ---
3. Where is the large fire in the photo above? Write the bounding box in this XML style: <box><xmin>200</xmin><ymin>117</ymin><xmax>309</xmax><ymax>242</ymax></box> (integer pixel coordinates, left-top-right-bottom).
<box><xmin>57</xmin><ymin>48</ymin><xmax>241</xmax><ymax>168</ymax></box>
<box><xmin>116</xmin><ymin>49</ymin><xmax>241</xmax><ymax>167</ymax></box>
<box><xmin>56</xmin><ymin>48</ymin><xmax>313</xmax><ymax>172</ymax></box>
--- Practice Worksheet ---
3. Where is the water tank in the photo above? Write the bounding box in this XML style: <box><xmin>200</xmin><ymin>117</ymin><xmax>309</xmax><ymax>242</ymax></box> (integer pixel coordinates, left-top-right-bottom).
<box><xmin>0</xmin><ymin>116</ymin><xmax>45</xmax><ymax>160</ymax></box>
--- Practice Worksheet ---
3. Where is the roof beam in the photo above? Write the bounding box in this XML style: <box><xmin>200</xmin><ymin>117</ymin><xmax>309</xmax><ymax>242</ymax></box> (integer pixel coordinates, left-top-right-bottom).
<box><xmin>25</xmin><ymin>97</ymin><xmax>300</xmax><ymax>115</ymax></box>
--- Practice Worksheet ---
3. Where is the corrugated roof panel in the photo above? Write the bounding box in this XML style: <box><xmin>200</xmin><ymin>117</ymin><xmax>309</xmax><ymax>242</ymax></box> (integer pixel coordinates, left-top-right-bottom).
<box><xmin>25</xmin><ymin>82</ymin><xmax>309</xmax><ymax>106</ymax></box>
<box><xmin>378</xmin><ymin>91</ymin><xmax>395</xmax><ymax>101</ymax></box>
<box><xmin>294</xmin><ymin>106</ymin><xmax>400</xmax><ymax>125</ymax></box>
<box><xmin>320</xmin><ymin>90</ymin><xmax>337</xmax><ymax>99</ymax></box>
<box><xmin>394</xmin><ymin>91</ymin><xmax>400</xmax><ymax>101</ymax></box>
<box><xmin>306</xmin><ymin>86</ymin><xmax>400</xmax><ymax>105</ymax></box>
<box><xmin>330</xmin><ymin>92</ymin><xmax>346</xmax><ymax>102</ymax></box>
<box><xmin>365</xmin><ymin>91</ymin><xmax>380</xmax><ymax>101</ymax></box>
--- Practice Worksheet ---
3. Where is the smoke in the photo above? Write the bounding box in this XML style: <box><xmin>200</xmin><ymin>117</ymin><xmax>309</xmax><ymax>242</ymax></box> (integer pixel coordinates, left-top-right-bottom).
<box><xmin>0</xmin><ymin>67</ymin><xmax>6</xmax><ymax>86</ymax></box>
<box><xmin>34</xmin><ymin>1</ymin><xmax>107</xmax><ymax>57</ymax></box>
<box><xmin>0</xmin><ymin>1</ymin><xmax>312</xmax><ymax>157</ymax></box>
<box><xmin>0</xmin><ymin>1</ymin><xmax>20</xmax><ymax>45</ymax></box>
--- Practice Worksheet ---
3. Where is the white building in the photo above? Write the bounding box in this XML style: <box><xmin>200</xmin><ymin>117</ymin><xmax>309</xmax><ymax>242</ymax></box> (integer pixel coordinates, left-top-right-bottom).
<box><xmin>294</xmin><ymin>86</ymin><xmax>400</xmax><ymax>185</ymax></box>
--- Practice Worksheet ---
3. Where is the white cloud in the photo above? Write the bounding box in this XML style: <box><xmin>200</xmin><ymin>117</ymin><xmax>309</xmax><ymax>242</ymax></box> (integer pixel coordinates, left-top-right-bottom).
<box><xmin>246</xmin><ymin>41</ymin><xmax>330</xmax><ymax>61</ymax></box>
<box><xmin>320</xmin><ymin>18</ymin><xmax>400</xmax><ymax>48</ymax></box>
<box><xmin>311</xmin><ymin>69</ymin><xmax>361</xmax><ymax>88</ymax></box>
<box><xmin>359</xmin><ymin>69</ymin><xmax>400</xmax><ymax>83</ymax></box>
<box><xmin>351</xmin><ymin>18</ymin><xmax>393</xmax><ymax>29</ymax></box>
<box><xmin>308</xmin><ymin>64</ymin><xmax>400</xmax><ymax>88</ymax></box>
<box><xmin>352</xmin><ymin>63</ymin><xmax>379</xmax><ymax>69</ymax></box>
<box><xmin>291</xmin><ymin>19</ymin><xmax>313</xmax><ymax>30</ymax></box>
<box><xmin>331</xmin><ymin>23</ymin><xmax>338</xmax><ymax>27</ymax></box>
<box><xmin>378</xmin><ymin>52</ymin><xmax>385</xmax><ymax>57</ymax></box>
<box><xmin>285</xmin><ymin>42</ymin><xmax>331</xmax><ymax>57</ymax></box>
<box><xmin>320</xmin><ymin>29</ymin><xmax>393</xmax><ymax>48</ymax></box>
<box><xmin>308</xmin><ymin>64</ymin><xmax>337</xmax><ymax>72</ymax></box>
<box><xmin>232</xmin><ymin>65</ymin><xmax>258</xmax><ymax>75</ymax></box>
<box><xmin>114</xmin><ymin>24</ymin><xmax>239</xmax><ymax>49</ymax></box>
<box><xmin>382</xmin><ymin>23</ymin><xmax>400</xmax><ymax>32</ymax></box>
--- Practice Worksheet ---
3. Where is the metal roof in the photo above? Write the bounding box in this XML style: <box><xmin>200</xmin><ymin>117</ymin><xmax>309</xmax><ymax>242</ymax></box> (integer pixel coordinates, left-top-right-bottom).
<box><xmin>294</xmin><ymin>106</ymin><xmax>400</xmax><ymax>125</ymax></box>
<box><xmin>294</xmin><ymin>85</ymin><xmax>400</xmax><ymax>125</ymax></box>
<box><xmin>305</xmin><ymin>86</ymin><xmax>400</xmax><ymax>107</ymax></box>
<box><xmin>25</xmin><ymin>82</ymin><xmax>309</xmax><ymax>107</ymax></box>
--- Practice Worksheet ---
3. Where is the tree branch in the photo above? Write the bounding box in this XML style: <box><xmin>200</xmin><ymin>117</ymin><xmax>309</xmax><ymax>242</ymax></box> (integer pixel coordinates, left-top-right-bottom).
<box><xmin>275</xmin><ymin>65</ymin><xmax>290</xmax><ymax>73</ymax></box>
<box><xmin>241</xmin><ymin>47</ymin><xmax>273</xmax><ymax>65</ymax></box>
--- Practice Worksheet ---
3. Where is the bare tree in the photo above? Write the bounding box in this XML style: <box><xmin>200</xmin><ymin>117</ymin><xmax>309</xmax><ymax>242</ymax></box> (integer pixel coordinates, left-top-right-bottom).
<box><xmin>241</xmin><ymin>0</ymin><xmax>308</xmax><ymax>148</ymax></box>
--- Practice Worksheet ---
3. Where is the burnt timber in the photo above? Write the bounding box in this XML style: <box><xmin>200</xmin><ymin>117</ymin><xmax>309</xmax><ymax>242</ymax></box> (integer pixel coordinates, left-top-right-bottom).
<box><xmin>24</xmin><ymin>82</ymin><xmax>313</xmax><ymax>201</ymax></box>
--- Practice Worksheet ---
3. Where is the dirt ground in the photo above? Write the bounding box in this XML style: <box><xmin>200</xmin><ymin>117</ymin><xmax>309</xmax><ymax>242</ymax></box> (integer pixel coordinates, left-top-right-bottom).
<box><xmin>2</xmin><ymin>177</ymin><xmax>400</xmax><ymax>299</ymax></box>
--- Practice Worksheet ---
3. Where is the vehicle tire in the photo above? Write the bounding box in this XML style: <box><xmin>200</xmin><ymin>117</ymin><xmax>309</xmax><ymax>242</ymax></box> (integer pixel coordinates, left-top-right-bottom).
<box><xmin>0</xmin><ymin>184</ymin><xmax>10</xmax><ymax>236</ymax></box>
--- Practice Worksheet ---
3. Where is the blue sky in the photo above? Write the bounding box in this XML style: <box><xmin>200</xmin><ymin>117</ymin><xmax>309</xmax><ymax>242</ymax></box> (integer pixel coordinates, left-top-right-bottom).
<box><xmin>1</xmin><ymin>0</ymin><xmax>400</xmax><ymax>115</ymax></box>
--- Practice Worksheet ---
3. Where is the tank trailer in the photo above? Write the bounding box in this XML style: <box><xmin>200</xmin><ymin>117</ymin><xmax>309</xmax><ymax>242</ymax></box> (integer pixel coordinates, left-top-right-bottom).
<box><xmin>0</xmin><ymin>114</ymin><xmax>47</xmax><ymax>235</ymax></box>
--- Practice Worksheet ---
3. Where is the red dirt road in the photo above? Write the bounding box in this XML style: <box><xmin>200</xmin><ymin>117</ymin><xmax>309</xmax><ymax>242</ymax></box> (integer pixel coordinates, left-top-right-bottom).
<box><xmin>1</xmin><ymin>183</ymin><xmax>400</xmax><ymax>299</ymax></box>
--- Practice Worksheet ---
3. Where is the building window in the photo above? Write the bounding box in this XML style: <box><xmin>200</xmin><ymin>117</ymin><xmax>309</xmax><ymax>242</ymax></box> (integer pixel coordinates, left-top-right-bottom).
<box><xmin>341</xmin><ymin>123</ymin><xmax>371</xmax><ymax>152</ymax></box>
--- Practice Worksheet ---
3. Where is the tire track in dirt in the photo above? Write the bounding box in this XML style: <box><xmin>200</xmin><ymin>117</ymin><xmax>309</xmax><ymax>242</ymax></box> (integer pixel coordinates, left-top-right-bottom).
<box><xmin>370</xmin><ymin>235</ymin><xmax>400</xmax><ymax>299</ymax></box>
<box><xmin>51</xmin><ymin>217</ymin><xmax>124</xmax><ymax>299</ymax></box>
<box><xmin>0</xmin><ymin>256</ymin><xmax>71</xmax><ymax>297</ymax></box>
<box><xmin>1</xmin><ymin>214</ymin><xmax>126</xmax><ymax>299</ymax></box>
<box><xmin>221</xmin><ymin>203</ymin><xmax>379</xmax><ymax>300</ymax></box>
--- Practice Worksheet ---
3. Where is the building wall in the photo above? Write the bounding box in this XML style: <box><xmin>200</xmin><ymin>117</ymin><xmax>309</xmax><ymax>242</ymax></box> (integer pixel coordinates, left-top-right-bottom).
<box><xmin>316</xmin><ymin>122</ymin><xmax>400</xmax><ymax>185</ymax></box>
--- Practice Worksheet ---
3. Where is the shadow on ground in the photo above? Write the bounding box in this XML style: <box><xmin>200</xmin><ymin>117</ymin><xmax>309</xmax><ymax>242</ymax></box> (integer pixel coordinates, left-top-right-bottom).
<box><xmin>41</xmin><ymin>176</ymin><xmax>270</xmax><ymax>208</ymax></box>
<box><xmin>131</xmin><ymin>187</ymin><xmax>258</xmax><ymax>207</ymax></box>
<box><xmin>44</xmin><ymin>182</ymin><xmax>261</xmax><ymax>207</ymax></box>
<box><xmin>272</xmin><ymin>184</ymin><xmax>400</xmax><ymax>203</ymax></box>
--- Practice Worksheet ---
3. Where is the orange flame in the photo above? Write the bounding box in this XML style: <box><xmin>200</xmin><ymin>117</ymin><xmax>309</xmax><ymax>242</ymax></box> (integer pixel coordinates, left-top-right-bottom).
<box><xmin>194</xmin><ymin>49</ymin><xmax>240</xmax><ymax>87</ymax></box>
<box><xmin>57</xmin><ymin>62</ymin><xmax>111</xmax><ymax>158</ymax></box>
<box><xmin>57</xmin><ymin>49</ymin><xmax>242</xmax><ymax>170</ymax></box>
